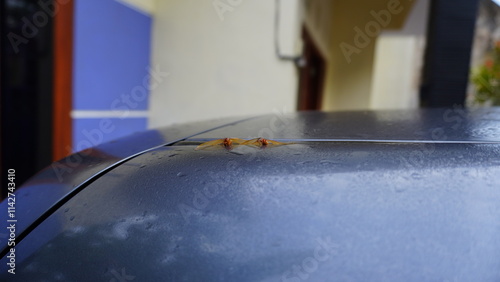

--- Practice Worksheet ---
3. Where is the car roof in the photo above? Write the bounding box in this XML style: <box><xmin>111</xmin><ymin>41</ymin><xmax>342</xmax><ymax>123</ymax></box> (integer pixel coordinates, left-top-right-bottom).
<box><xmin>190</xmin><ymin>108</ymin><xmax>500</xmax><ymax>142</ymax></box>
<box><xmin>0</xmin><ymin>116</ymin><xmax>253</xmax><ymax>254</ymax></box>
<box><xmin>2</xmin><ymin>108</ymin><xmax>500</xmax><ymax>280</ymax></box>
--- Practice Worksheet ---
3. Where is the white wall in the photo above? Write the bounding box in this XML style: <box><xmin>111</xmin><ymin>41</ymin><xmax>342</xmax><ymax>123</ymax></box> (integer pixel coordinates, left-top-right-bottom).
<box><xmin>370</xmin><ymin>0</ymin><xmax>429</xmax><ymax>110</ymax></box>
<box><xmin>148</xmin><ymin>0</ymin><xmax>301</xmax><ymax>128</ymax></box>
<box><xmin>115</xmin><ymin>0</ymin><xmax>156</xmax><ymax>15</ymax></box>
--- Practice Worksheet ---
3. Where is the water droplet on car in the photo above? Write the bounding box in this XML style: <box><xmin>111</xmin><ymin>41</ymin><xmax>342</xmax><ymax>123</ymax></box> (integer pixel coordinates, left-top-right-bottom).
<box><xmin>411</xmin><ymin>172</ymin><xmax>422</xmax><ymax>179</ymax></box>
<box><xmin>64</xmin><ymin>208</ymin><xmax>69</xmax><ymax>213</ymax></box>
<box><xmin>394</xmin><ymin>186</ymin><xmax>406</xmax><ymax>193</ymax></box>
<box><xmin>69</xmin><ymin>216</ymin><xmax>75</xmax><ymax>221</ymax></box>
<box><xmin>140</xmin><ymin>164</ymin><xmax>146</xmax><ymax>168</ymax></box>
<box><xmin>169</xmin><ymin>154</ymin><xmax>178</xmax><ymax>158</ymax></box>
<box><xmin>177</xmin><ymin>172</ymin><xmax>186</xmax><ymax>177</ymax></box>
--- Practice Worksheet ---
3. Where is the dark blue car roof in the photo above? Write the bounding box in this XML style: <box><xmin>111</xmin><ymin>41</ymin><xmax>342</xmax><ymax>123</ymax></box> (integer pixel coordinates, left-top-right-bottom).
<box><xmin>2</xmin><ymin>109</ymin><xmax>500</xmax><ymax>281</ymax></box>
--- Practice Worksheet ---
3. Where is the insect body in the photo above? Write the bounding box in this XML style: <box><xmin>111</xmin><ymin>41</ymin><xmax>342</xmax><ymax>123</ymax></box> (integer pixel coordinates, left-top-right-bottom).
<box><xmin>195</xmin><ymin>137</ymin><xmax>292</xmax><ymax>150</ymax></box>
<box><xmin>195</xmin><ymin>138</ymin><xmax>247</xmax><ymax>151</ymax></box>
<box><xmin>241</xmin><ymin>138</ymin><xmax>291</xmax><ymax>149</ymax></box>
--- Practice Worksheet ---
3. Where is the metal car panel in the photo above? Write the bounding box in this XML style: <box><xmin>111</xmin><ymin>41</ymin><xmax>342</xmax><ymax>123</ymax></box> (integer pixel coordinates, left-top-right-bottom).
<box><xmin>2</xmin><ymin>139</ymin><xmax>500</xmax><ymax>281</ymax></box>
<box><xmin>189</xmin><ymin>108</ymin><xmax>500</xmax><ymax>142</ymax></box>
<box><xmin>0</xmin><ymin>116</ymin><xmax>255</xmax><ymax>254</ymax></box>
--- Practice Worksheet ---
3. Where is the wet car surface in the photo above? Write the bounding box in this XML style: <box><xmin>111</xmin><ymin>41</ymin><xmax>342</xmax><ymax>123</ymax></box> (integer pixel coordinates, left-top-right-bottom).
<box><xmin>1</xmin><ymin>109</ymin><xmax>500</xmax><ymax>281</ymax></box>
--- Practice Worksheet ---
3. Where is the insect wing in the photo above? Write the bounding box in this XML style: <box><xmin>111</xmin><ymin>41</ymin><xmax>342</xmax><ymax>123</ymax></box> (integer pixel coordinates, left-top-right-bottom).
<box><xmin>267</xmin><ymin>139</ymin><xmax>291</xmax><ymax>147</ymax></box>
<box><xmin>242</xmin><ymin>138</ymin><xmax>293</xmax><ymax>148</ymax></box>
<box><xmin>195</xmin><ymin>139</ymin><xmax>225</xmax><ymax>150</ymax></box>
<box><xmin>230</xmin><ymin>138</ymin><xmax>248</xmax><ymax>145</ymax></box>
<box><xmin>195</xmin><ymin>138</ymin><xmax>247</xmax><ymax>151</ymax></box>
<box><xmin>241</xmin><ymin>138</ymin><xmax>262</xmax><ymax>147</ymax></box>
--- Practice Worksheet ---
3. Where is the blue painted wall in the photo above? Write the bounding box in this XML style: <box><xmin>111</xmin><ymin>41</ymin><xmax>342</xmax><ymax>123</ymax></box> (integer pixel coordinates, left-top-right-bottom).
<box><xmin>72</xmin><ymin>0</ymin><xmax>152</xmax><ymax>151</ymax></box>
<box><xmin>73</xmin><ymin>118</ymin><xmax>148</xmax><ymax>152</ymax></box>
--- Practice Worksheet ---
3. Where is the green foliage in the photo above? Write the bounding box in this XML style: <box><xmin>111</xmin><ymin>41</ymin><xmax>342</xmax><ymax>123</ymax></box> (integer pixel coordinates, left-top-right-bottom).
<box><xmin>471</xmin><ymin>43</ymin><xmax>500</xmax><ymax>106</ymax></box>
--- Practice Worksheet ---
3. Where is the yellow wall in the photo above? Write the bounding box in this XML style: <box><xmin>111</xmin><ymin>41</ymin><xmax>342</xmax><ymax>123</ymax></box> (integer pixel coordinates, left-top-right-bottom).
<box><xmin>147</xmin><ymin>0</ymin><xmax>425</xmax><ymax>125</ymax></box>
<box><xmin>370</xmin><ymin>0</ymin><xmax>429</xmax><ymax>110</ymax></box>
<box><xmin>304</xmin><ymin>0</ymin><xmax>416</xmax><ymax>111</ymax></box>
<box><xmin>115</xmin><ymin>0</ymin><xmax>156</xmax><ymax>15</ymax></box>
<box><xmin>149</xmin><ymin>0</ymin><xmax>301</xmax><ymax>127</ymax></box>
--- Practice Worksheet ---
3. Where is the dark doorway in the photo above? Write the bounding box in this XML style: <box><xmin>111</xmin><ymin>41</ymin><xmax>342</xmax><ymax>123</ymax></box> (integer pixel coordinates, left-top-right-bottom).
<box><xmin>297</xmin><ymin>26</ymin><xmax>326</xmax><ymax>111</ymax></box>
<box><xmin>420</xmin><ymin>0</ymin><xmax>480</xmax><ymax>107</ymax></box>
<box><xmin>1</xmin><ymin>0</ymin><xmax>54</xmax><ymax>196</ymax></box>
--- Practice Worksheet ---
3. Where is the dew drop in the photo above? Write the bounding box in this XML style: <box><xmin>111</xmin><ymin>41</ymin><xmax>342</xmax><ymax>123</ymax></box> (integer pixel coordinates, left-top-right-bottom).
<box><xmin>177</xmin><ymin>172</ymin><xmax>186</xmax><ymax>177</ymax></box>
<box><xmin>69</xmin><ymin>216</ymin><xmax>75</xmax><ymax>221</ymax></box>
<box><xmin>411</xmin><ymin>172</ymin><xmax>422</xmax><ymax>180</ymax></box>
<box><xmin>394</xmin><ymin>186</ymin><xmax>406</xmax><ymax>193</ymax></box>
<box><xmin>140</xmin><ymin>164</ymin><xmax>146</xmax><ymax>168</ymax></box>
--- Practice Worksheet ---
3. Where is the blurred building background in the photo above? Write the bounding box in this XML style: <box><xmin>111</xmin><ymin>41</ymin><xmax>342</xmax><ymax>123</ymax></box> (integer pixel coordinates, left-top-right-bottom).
<box><xmin>2</xmin><ymin>0</ymin><xmax>499</xmax><ymax>187</ymax></box>
<box><xmin>468</xmin><ymin>0</ymin><xmax>500</xmax><ymax>104</ymax></box>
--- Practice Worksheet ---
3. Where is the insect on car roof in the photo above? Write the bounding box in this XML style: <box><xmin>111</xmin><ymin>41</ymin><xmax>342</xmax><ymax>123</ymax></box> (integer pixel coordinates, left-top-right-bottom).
<box><xmin>2</xmin><ymin>108</ymin><xmax>500</xmax><ymax>281</ymax></box>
